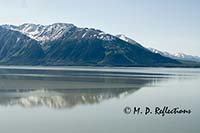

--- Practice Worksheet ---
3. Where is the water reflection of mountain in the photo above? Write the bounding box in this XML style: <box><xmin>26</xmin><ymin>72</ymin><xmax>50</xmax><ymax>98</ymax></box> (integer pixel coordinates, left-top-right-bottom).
<box><xmin>0</xmin><ymin>88</ymin><xmax>137</xmax><ymax>109</ymax></box>
<box><xmin>0</xmin><ymin>68</ymin><xmax>170</xmax><ymax>109</ymax></box>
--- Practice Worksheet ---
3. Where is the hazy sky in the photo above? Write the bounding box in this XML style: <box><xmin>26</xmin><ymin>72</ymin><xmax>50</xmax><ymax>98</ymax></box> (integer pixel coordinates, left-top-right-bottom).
<box><xmin>0</xmin><ymin>0</ymin><xmax>199</xmax><ymax>56</ymax></box>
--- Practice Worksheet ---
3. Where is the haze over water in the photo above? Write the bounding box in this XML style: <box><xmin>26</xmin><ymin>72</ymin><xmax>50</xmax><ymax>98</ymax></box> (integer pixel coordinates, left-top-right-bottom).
<box><xmin>0</xmin><ymin>66</ymin><xmax>199</xmax><ymax>133</ymax></box>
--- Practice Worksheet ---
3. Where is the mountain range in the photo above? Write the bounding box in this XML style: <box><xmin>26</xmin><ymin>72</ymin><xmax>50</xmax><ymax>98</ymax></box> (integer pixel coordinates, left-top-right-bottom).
<box><xmin>0</xmin><ymin>23</ymin><xmax>199</xmax><ymax>67</ymax></box>
<box><xmin>116</xmin><ymin>34</ymin><xmax>200</xmax><ymax>63</ymax></box>
<box><xmin>148</xmin><ymin>48</ymin><xmax>200</xmax><ymax>63</ymax></box>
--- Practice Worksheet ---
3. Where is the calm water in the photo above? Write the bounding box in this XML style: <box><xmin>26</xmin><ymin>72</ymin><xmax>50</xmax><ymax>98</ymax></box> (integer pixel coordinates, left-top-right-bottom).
<box><xmin>0</xmin><ymin>66</ymin><xmax>199</xmax><ymax>133</ymax></box>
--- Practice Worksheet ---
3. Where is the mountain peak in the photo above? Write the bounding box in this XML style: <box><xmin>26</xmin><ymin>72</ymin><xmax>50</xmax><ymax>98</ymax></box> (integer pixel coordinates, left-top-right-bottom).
<box><xmin>3</xmin><ymin>23</ymin><xmax>75</xmax><ymax>42</ymax></box>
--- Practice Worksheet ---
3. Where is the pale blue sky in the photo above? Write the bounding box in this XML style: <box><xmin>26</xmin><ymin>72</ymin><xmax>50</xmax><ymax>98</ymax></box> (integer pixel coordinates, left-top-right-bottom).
<box><xmin>0</xmin><ymin>0</ymin><xmax>199</xmax><ymax>56</ymax></box>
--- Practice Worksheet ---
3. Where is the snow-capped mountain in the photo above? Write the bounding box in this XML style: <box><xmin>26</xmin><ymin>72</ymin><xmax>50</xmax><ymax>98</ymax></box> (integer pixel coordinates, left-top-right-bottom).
<box><xmin>0</xmin><ymin>23</ymin><xmax>194</xmax><ymax>66</ymax></box>
<box><xmin>148</xmin><ymin>48</ymin><xmax>200</xmax><ymax>62</ymax></box>
<box><xmin>3</xmin><ymin>23</ymin><xmax>115</xmax><ymax>43</ymax></box>
<box><xmin>2</xmin><ymin>23</ymin><xmax>75</xmax><ymax>42</ymax></box>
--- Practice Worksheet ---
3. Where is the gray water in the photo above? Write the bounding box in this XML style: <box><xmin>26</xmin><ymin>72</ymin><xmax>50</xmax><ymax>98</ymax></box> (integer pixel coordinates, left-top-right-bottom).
<box><xmin>0</xmin><ymin>66</ymin><xmax>199</xmax><ymax>133</ymax></box>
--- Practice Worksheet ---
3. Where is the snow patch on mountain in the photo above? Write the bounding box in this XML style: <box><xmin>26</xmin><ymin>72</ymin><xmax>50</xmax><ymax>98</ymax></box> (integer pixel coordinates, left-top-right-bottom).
<box><xmin>116</xmin><ymin>34</ymin><xmax>137</xmax><ymax>44</ymax></box>
<box><xmin>97</xmin><ymin>32</ymin><xmax>115</xmax><ymax>41</ymax></box>
<box><xmin>78</xmin><ymin>28</ymin><xmax>115</xmax><ymax>41</ymax></box>
<box><xmin>82</xmin><ymin>32</ymin><xmax>87</xmax><ymax>38</ymax></box>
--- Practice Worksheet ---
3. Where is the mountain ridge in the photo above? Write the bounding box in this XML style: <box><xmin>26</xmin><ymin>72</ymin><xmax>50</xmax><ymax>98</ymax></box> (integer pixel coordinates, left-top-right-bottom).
<box><xmin>2</xmin><ymin>23</ymin><xmax>75</xmax><ymax>42</ymax></box>
<box><xmin>148</xmin><ymin>48</ymin><xmax>200</xmax><ymax>63</ymax></box>
<box><xmin>0</xmin><ymin>23</ymin><xmax>198</xmax><ymax>67</ymax></box>
<box><xmin>116</xmin><ymin>34</ymin><xmax>200</xmax><ymax>63</ymax></box>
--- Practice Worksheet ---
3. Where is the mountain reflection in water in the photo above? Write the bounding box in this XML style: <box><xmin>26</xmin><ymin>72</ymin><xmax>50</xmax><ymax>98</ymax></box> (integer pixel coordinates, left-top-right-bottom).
<box><xmin>0</xmin><ymin>67</ymin><xmax>172</xmax><ymax>109</ymax></box>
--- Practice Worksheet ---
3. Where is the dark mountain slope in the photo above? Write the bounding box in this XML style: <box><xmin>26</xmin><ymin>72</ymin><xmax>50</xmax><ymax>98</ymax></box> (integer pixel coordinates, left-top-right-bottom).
<box><xmin>43</xmin><ymin>27</ymin><xmax>180</xmax><ymax>66</ymax></box>
<box><xmin>0</xmin><ymin>27</ymin><xmax>45</xmax><ymax>65</ymax></box>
